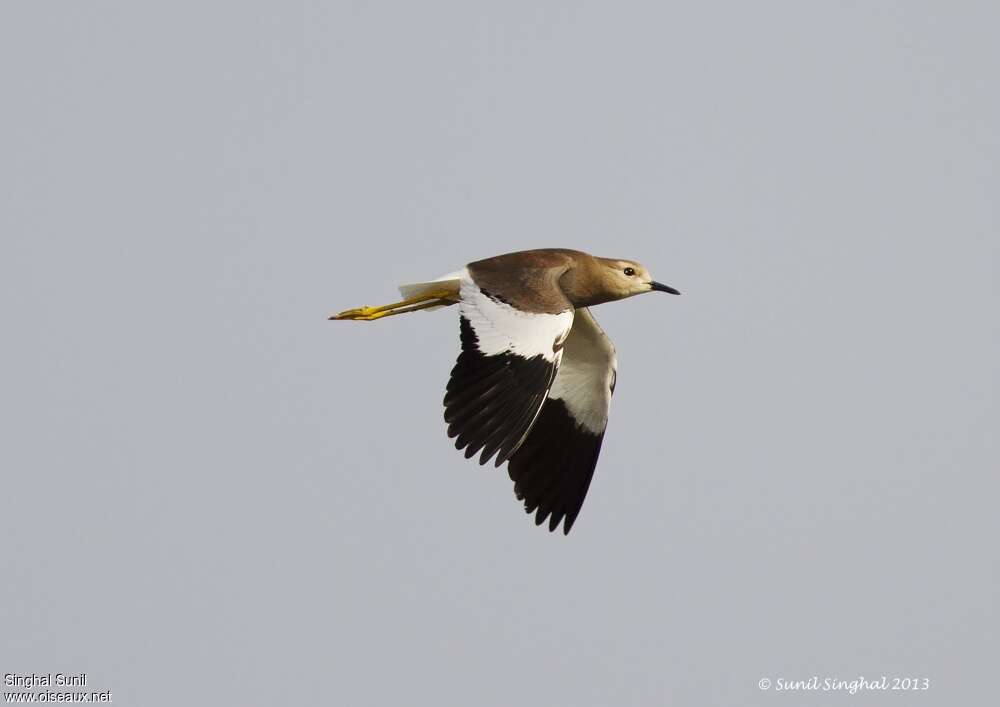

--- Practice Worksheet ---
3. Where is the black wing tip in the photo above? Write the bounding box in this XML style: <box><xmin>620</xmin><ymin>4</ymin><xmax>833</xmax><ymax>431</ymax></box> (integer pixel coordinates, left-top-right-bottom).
<box><xmin>444</xmin><ymin>316</ymin><xmax>558</xmax><ymax>477</ymax></box>
<box><xmin>524</xmin><ymin>505</ymin><xmax>577</xmax><ymax>534</ymax></box>
<box><xmin>507</xmin><ymin>398</ymin><xmax>605</xmax><ymax>536</ymax></box>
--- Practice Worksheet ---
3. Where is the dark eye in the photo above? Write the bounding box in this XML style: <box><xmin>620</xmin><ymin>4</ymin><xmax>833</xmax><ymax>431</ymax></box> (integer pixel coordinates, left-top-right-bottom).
<box><xmin>623</xmin><ymin>267</ymin><xmax>635</xmax><ymax>276</ymax></box>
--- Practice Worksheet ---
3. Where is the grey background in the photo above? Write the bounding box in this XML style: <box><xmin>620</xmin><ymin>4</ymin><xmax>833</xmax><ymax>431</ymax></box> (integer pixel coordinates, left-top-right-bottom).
<box><xmin>2</xmin><ymin>2</ymin><xmax>997</xmax><ymax>705</ymax></box>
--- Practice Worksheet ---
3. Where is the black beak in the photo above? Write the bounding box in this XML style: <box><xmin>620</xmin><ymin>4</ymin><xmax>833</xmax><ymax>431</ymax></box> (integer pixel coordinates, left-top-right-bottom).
<box><xmin>650</xmin><ymin>281</ymin><xmax>681</xmax><ymax>295</ymax></box>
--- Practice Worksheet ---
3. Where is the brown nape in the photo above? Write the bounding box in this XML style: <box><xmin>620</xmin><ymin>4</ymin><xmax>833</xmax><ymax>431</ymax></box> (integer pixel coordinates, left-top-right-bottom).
<box><xmin>559</xmin><ymin>255</ymin><xmax>634</xmax><ymax>308</ymax></box>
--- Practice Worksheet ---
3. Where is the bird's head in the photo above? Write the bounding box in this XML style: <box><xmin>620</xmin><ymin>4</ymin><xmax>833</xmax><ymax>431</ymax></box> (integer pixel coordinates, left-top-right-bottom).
<box><xmin>595</xmin><ymin>258</ymin><xmax>681</xmax><ymax>301</ymax></box>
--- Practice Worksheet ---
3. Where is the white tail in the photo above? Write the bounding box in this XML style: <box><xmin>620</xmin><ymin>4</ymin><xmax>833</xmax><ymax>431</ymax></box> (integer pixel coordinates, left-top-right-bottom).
<box><xmin>332</xmin><ymin>269</ymin><xmax>464</xmax><ymax>321</ymax></box>
<box><xmin>396</xmin><ymin>269</ymin><xmax>464</xmax><ymax>310</ymax></box>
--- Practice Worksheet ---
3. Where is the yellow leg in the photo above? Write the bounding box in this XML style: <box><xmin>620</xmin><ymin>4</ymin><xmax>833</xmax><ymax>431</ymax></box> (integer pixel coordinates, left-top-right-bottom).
<box><xmin>329</xmin><ymin>289</ymin><xmax>455</xmax><ymax>321</ymax></box>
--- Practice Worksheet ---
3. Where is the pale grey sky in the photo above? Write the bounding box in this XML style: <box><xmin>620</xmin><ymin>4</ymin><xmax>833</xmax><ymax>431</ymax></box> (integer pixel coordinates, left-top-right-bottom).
<box><xmin>2</xmin><ymin>2</ymin><xmax>997</xmax><ymax>705</ymax></box>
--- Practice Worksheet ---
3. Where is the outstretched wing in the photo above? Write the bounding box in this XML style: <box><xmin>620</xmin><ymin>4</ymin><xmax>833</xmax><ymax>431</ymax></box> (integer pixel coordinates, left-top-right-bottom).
<box><xmin>506</xmin><ymin>307</ymin><xmax>617</xmax><ymax>534</ymax></box>
<box><xmin>444</xmin><ymin>278</ymin><xmax>574</xmax><ymax>467</ymax></box>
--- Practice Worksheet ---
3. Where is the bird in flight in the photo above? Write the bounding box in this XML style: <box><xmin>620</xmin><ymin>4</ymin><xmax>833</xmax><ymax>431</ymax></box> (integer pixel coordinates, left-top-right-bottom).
<box><xmin>330</xmin><ymin>248</ymin><xmax>680</xmax><ymax>534</ymax></box>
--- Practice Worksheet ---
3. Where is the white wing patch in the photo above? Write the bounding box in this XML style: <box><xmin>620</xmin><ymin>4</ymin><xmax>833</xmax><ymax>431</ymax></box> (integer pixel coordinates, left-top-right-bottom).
<box><xmin>548</xmin><ymin>308</ymin><xmax>617</xmax><ymax>434</ymax></box>
<box><xmin>459</xmin><ymin>278</ymin><xmax>573</xmax><ymax>362</ymax></box>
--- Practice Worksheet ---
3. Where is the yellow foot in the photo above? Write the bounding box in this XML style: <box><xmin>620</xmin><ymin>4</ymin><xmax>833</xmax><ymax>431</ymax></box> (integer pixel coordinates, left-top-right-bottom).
<box><xmin>330</xmin><ymin>305</ymin><xmax>382</xmax><ymax>320</ymax></box>
<box><xmin>329</xmin><ymin>289</ymin><xmax>455</xmax><ymax>321</ymax></box>
<box><xmin>330</xmin><ymin>306</ymin><xmax>398</xmax><ymax>321</ymax></box>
